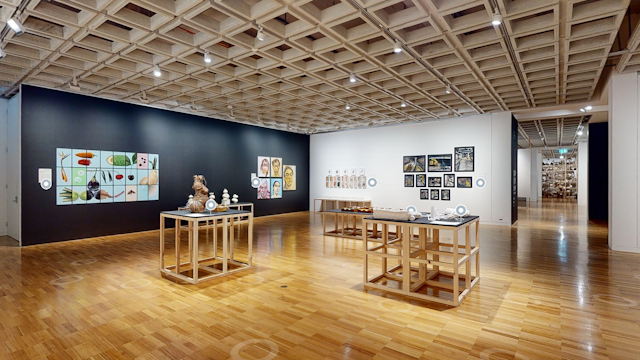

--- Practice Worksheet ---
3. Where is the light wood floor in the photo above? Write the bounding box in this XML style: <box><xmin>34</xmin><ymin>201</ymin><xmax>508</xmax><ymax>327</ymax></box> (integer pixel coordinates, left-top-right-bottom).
<box><xmin>1</xmin><ymin>201</ymin><xmax>638</xmax><ymax>360</ymax></box>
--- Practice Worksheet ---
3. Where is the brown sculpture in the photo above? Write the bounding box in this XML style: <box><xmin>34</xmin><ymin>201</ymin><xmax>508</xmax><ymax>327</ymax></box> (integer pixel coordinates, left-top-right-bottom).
<box><xmin>187</xmin><ymin>174</ymin><xmax>209</xmax><ymax>213</ymax></box>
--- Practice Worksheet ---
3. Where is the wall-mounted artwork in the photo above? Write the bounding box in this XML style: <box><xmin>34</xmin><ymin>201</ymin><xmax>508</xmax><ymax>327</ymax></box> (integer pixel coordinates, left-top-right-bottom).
<box><xmin>341</xmin><ymin>168</ymin><xmax>349</xmax><ymax>189</ymax></box>
<box><xmin>257</xmin><ymin>179</ymin><xmax>270</xmax><ymax>199</ymax></box>
<box><xmin>258</xmin><ymin>156</ymin><xmax>271</xmax><ymax>177</ymax></box>
<box><xmin>444</xmin><ymin>174</ymin><xmax>455</xmax><ymax>187</ymax></box>
<box><xmin>271</xmin><ymin>178</ymin><xmax>282</xmax><ymax>199</ymax></box>
<box><xmin>403</xmin><ymin>155</ymin><xmax>426</xmax><ymax>172</ymax></box>
<box><xmin>431</xmin><ymin>189</ymin><xmax>439</xmax><ymax>200</ymax></box>
<box><xmin>416</xmin><ymin>174</ymin><xmax>426</xmax><ymax>187</ymax></box>
<box><xmin>457</xmin><ymin>177</ymin><xmax>473</xmax><ymax>188</ymax></box>
<box><xmin>334</xmin><ymin>169</ymin><xmax>340</xmax><ymax>188</ymax></box>
<box><xmin>428</xmin><ymin>177</ymin><xmax>441</xmax><ymax>187</ymax></box>
<box><xmin>349</xmin><ymin>168</ymin><xmax>356</xmax><ymax>189</ymax></box>
<box><xmin>441</xmin><ymin>189</ymin><xmax>451</xmax><ymax>201</ymax></box>
<box><xmin>326</xmin><ymin>169</ymin><xmax>332</xmax><ymax>188</ymax></box>
<box><xmin>358</xmin><ymin>168</ymin><xmax>366</xmax><ymax>189</ymax></box>
<box><xmin>57</xmin><ymin>149</ymin><xmax>158</xmax><ymax>205</ymax></box>
<box><xmin>404</xmin><ymin>174</ymin><xmax>414</xmax><ymax>187</ymax></box>
<box><xmin>271</xmin><ymin>157</ymin><xmax>282</xmax><ymax>177</ymax></box>
<box><xmin>284</xmin><ymin>165</ymin><xmax>296</xmax><ymax>191</ymax></box>
<box><xmin>420</xmin><ymin>189</ymin><xmax>429</xmax><ymax>200</ymax></box>
<box><xmin>428</xmin><ymin>154</ymin><xmax>452</xmax><ymax>172</ymax></box>
<box><xmin>454</xmin><ymin>146</ymin><xmax>474</xmax><ymax>172</ymax></box>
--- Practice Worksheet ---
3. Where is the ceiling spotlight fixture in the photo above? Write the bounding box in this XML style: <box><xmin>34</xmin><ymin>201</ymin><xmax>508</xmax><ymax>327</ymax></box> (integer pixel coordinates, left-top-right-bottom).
<box><xmin>400</xmin><ymin>98</ymin><xmax>406</xmax><ymax>107</ymax></box>
<box><xmin>445</xmin><ymin>85</ymin><xmax>451</xmax><ymax>94</ymax></box>
<box><xmin>560</xmin><ymin>155</ymin><xmax>564</xmax><ymax>159</ymax></box>
<box><xmin>0</xmin><ymin>48</ymin><xmax>5</xmax><ymax>59</ymax></box>
<box><xmin>579</xmin><ymin>108</ymin><xmax>585</xmax><ymax>112</ymax></box>
<box><xmin>7</xmin><ymin>18</ymin><xmax>25</xmax><ymax>36</ymax></box>
<box><xmin>69</xmin><ymin>77</ymin><xmax>80</xmax><ymax>91</ymax></box>
<box><xmin>585</xmin><ymin>105</ymin><xmax>592</xmax><ymax>111</ymax></box>
<box><xmin>349</xmin><ymin>73</ymin><xmax>356</xmax><ymax>83</ymax></box>
<box><xmin>345</xmin><ymin>103</ymin><xmax>351</xmax><ymax>110</ymax></box>
<box><xmin>577</xmin><ymin>129</ymin><xmax>584</xmax><ymax>136</ymax></box>
<box><xmin>393</xmin><ymin>39</ymin><xmax>402</xmax><ymax>53</ymax></box>
<box><xmin>139</xmin><ymin>91</ymin><xmax>149</xmax><ymax>104</ymax></box>
<box><xmin>256</xmin><ymin>26</ymin><xmax>265</xmax><ymax>41</ymax></box>
<box><xmin>203</xmin><ymin>51</ymin><xmax>212</xmax><ymax>63</ymax></box>
<box><xmin>491</xmin><ymin>8</ymin><xmax>503</xmax><ymax>26</ymax></box>
<box><xmin>153</xmin><ymin>65</ymin><xmax>161</xmax><ymax>77</ymax></box>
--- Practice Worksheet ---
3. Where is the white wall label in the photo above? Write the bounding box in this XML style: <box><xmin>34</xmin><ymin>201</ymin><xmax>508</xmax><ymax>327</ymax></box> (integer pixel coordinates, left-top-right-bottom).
<box><xmin>38</xmin><ymin>168</ymin><xmax>52</xmax><ymax>183</ymax></box>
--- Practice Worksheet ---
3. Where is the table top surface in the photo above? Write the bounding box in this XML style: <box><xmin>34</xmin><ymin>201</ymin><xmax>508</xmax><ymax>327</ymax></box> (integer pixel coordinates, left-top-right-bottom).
<box><xmin>227</xmin><ymin>202</ymin><xmax>253</xmax><ymax>206</ymax></box>
<box><xmin>162</xmin><ymin>209</ymin><xmax>251</xmax><ymax>218</ymax></box>
<box><xmin>365</xmin><ymin>215</ymin><xmax>479</xmax><ymax>227</ymax></box>
<box><xmin>324</xmin><ymin>209</ymin><xmax>374</xmax><ymax>215</ymax></box>
<box><xmin>316</xmin><ymin>198</ymin><xmax>372</xmax><ymax>201</ymax></box>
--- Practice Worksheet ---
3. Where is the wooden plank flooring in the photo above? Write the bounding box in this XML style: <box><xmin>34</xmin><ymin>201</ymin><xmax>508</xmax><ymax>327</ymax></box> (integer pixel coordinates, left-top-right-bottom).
<box><xmin>1</xmin><ymin>200</ymin><xmax>639</xmax><ymax>359</ymax></box>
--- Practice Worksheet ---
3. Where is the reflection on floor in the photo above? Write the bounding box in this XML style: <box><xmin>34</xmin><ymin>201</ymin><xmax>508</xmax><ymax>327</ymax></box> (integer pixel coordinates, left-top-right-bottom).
<box><xmin>0</xmin><ymin>235</ymin><xmax>19</xmax><ymax>247</ymax></box>
<box><xmin>0</xmin><ymin>200</ymin><xmax>638</xmax><ymax>359</ymax></box>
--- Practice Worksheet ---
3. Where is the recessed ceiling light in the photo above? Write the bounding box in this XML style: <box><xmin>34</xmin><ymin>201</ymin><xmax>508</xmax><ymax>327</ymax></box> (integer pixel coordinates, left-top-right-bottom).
<box><xmin>491</xmin><ymin>8</ymin><xmax>503</xmax><ymax>26</ymax></box>
<box><xmin>7</xmin><ymin>18</ymin><xmax>25</xmax><ymax>35</ymax></box>
<box><xmin>349</xmin><ymin>73</ymin><xmax>356</xmax><ymax>83</ymax></box>
<box><xmin>445</xmin><ymin>85</ymin><xmax>451</xmax><ymax>94</ymax></box>
<box><xmin>153</xmin><ymin>65</ymin><xmax>161</xmax><ymax>77</ymax></box>
<box><xmin>204</xmin><ymin>52</ymin><xmax>212</xmax><ymax>63</ymax></box>
<box><xmin>256</xmin><ymin>26</ymin><xmax>265</xmax><ymax>41</ymax></box>
<box><xmin>393</xmin><ymin>39</ymin><xmax>402</xmax><ymax>53</ymax></box>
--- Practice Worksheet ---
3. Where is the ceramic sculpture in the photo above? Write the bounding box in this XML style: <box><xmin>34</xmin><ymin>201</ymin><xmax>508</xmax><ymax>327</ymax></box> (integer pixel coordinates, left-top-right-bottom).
<box><xmin>232</xmin><ymin>194</ymin><xmax>239</xmax><ymax>203</ymax></box>
<box><xmin>187</xmin><ymin>175</ymin><xmax>209</xmax><ymax>212</ymax></box>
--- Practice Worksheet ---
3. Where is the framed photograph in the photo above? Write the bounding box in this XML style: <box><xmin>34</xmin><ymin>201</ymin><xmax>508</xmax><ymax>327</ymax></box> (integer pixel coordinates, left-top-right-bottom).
<box><xmin>270</xmin><ymin>178</ymin><xmax>282</xmax><ymax>199</ymax></box>
<box><xmin>454</xmin><ymin>146</ymin><xmax>474</xmax><ymax>172</ymax></box>
<box><xmin>428</xmin><ymin>177</ymin><xmax>441</xmax><ymax>187</ymax></box>
<box><xmin>271</xmin><ymin>157</ymin><xmax>282</xmax><ymax>177</ymax></box>
<box><xmin>284</xmin><ymin>165</ymin><xmax>296</xmax><ymax>191</ymax></box>
<box><xmin>257</xmin><ymin>179</ymin><xmax>270</xmax><ymax>199</ymax></box>
<box><xmin>444</xmin><ymin>173</ymin><xmax>455</xmax><ymax>187</ymax></box>
<box><xmin>420</xmin><ymin>189</ymin><xmax>429</xmax><ymax>200</ymax></box>
<box><xmin>403</xmin><ymin>155</ymin><xmax>426</xmax><ymax>172</ymax></box>
<box><xmin>457</xmin><ymin>176</ymin><xmax>473</xmax><ymax>188</ymax></box>
<box><xmin>441</xmin><ymin>189</ymin><xmax>451</xmax><ymax>201</ymax></box>
<box><xmin>416</xmin><ymin>174</ymin><xmax>426</xmax><ymax>187</ymax></box>
<box><xmin>258</xmin><ymin>156</ymin><xmax>270</xmax><ymax>177</ymax></box>
<box><xmin>430</xmin><ymin>189</ymin><xmax>439</xmax><ymax>200</ymax></box>
<box><xmin>404</xmin><ymin>174</ymin><xmax>414</xmax><ymax>187</ymax></box>
<box><xmin>428</xmin><ymin>154</ymin><xmax>452</xmax><ymax>172</ymax></box>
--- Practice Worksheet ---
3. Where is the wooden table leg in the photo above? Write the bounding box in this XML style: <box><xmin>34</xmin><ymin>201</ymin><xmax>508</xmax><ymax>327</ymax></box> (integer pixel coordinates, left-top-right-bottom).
<box><xmin>453</xmin><ymin>228</ymin><xmax>459</xmax><ymax>306</ymax></box>
<box><xmin>419</xmin><ymin>228</ymin><xmax>426</xmax><ymax>282</ymax></box>
<box><xmin>230</xmin><ymin>217</ymin><xmax>235</xmax><ymax>262</ymax></box>
<box><xmin>402</xmin><ymin>224</ymin><xmax>411</xmax><ymax>293</ymax></box>
<box><xmin>322</xmin><ymin>211</ymin><xmax>326</xmax><ymax>234</ymax></box>
<box><xmin>363</xmin><ymin>219</ymin><xmax>369</xmax><ymax>284</ymax></box>
<box><xmin>175</xmin><ymin>219</ymin><xmax>180</xmax><ymax>275</ymax></box>
<box><xmin>465</xmin><ymin>225</ymin><xmax>471</xmax><ymax>290</ymax></box>
<box><xmin>188</xmin><ymin>222</ymin><xmax>193</xmax><ymax>264</ymax></box>
<box><xmin>476</xmin><ymin>221</ymin><xmax>480</xmax><ymax>279</ymax></box>
<box><xmin>193</xmin><ymin>220</ymin><xmax>199</xmax><ymax>283</ymax></box>
<box><xmin>223</xmin><ymin>217</ymin><xmax>228</xmax><ymax>273</ymax></box>
<box><xmin>433</xmin><ymin>229</ymin><xmax>440</xmax><ymax>273</ymax></box>
<box><xmin>160</xmin><ymin>216</ymin><xmax>165</xmax><ymax>269</ymax></box>
<box><xmin>382</xmin><ymin>223</ymin><xmax>388</xmax><ymax>274</ymax></box>
<box><xmin>213</xmin><ymin>218</ymin><xmax>218</xmax><ymax>258</ymax></box>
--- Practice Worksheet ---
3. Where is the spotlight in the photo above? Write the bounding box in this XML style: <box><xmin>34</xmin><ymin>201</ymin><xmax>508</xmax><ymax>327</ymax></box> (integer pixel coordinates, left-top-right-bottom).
<box><xmin>0</xmin><ymin>48</ymin><xmax>6</xmax><ymax>59</ymax></box>
<box><xmin>139</xmin><ymin>91</ymin><xmax>149</xmax><ymax>104</ymax></box>
<box><xmin>585</xmin><ymin>105</ymin><xmax>592</xmax><ymax>111</ymax></box>
<box><xmin>345</xmin><ymin>103</ymin><xmax>351</xmax><ymax>110</ymax></box>
<box><xmin>349</xmin><ymin>73</ymin><xmax>356</xmax><ymax>83</ymax></box>
<box><xmin>491</xmin><ymin>8</ymin><xmax>502</xmax><ymax>26</ymax></box>
<box><xmin>256</xmin><ymin>26</ymin><xmax>265</xmax><ymax>41</ymax></box>
<box><xmin>393</xmin><ymin>39</ymin><xmax>402</xmax><ymax>53</ymax></box>
<box><xmin>69</xmin><ymin>77</ymin><xmax>80</xmax><ymax>91</ymax></box>
<box><xmin>577</xmin><ymin>130</ymin><xmax>583</xmax><ymax>136</ymax></box>
<box><xmin>445</xmin><ymin>85</ymin><xmax>451</xmax><ymax>94</ymax></box>
<box><xmin>7</xmin><ymin>18</ymin><xmax>25</xmax><ymax>36</ymax></box>
<box><xmin>401</xmin><ymin>98</ymin><xmax>406</xmax><ymax>107</ymax></box>
<box><xmin>560</xmin><ymin>155</ymin><xmax>564</xmax><ymax>159</ymax></box>
<box><xmin>204</xmin><ymin>51</ymin><xmax>212</xmax><ymax>63</ymax></box>
<box><xmin>579</xmin><ymin>108</ymin><xmax>586</xmax><ymax>112</ymax></box>
<box><xmin>153</xmin><ymin>65</ymin><xmax>161</xmax><ymax>77</ymax></box>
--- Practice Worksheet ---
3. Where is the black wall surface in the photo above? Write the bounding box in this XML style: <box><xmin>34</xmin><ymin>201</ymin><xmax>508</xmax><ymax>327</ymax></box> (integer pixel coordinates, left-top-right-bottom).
<box><xmin>511</xmin><ymin>115</ymin><xmax>518</xmax><ymax>224</ymax></box>
<box><xmin>21</xmin><ymin>85</ymin><xmax>310</xmax><ymax>246</ymax></box>
<box><xmin>588</xmin><ymin>122</ymin><xmax>608</xmax><ymax>220</ymax></box>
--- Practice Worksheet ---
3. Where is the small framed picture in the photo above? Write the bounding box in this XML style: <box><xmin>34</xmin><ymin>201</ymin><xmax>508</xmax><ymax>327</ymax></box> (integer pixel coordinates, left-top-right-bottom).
<box><xmin>428</xmin><ymin>154</ymin><xmax>452</xmax><ymax>172</ymax></box>
<box><xmin>457</xmin><ymin>176</ymin><xmax>473</xmax><ymax>188</ymax></box>
<box><xmin>404</xmin><ymin>174</ymin><xmax>414</xmax><ymax>187</ymax></box>
<box><xmin>454</xmin><ymin>146</ymin><xmax>474</xmax><ymax>172</ymax></box>
<box><xmin>420</xmin><ymin>189</ymin><xmax>429</xmax><ymax>200</ymax></box>
<box><xmin>441</xmin><ymin>189</ymin><xmax>451</xmax><ymax>201</ymax></box>
<box><xmin>428</xmin><ymin>177</ymin><xmax>441</xmax><ymax>187</ymax></box>
<box><xmin>403</xmin><ymin>155</ymin><xmax>426</xmax><ymax>173</ymax></box>
<box><xmin>430</xmin><ymin>189</ymin><xmax>439</xmax><ymax>200</ymax></box>
<box><xmin>444</xmin><ymin>173</ymin><xmax>455</xmax><ymax>187</ymax></box>
<box><xmin>416</xmin><ymin>174</ymin><xmax>426</xmax><ymax>187</ymax></box>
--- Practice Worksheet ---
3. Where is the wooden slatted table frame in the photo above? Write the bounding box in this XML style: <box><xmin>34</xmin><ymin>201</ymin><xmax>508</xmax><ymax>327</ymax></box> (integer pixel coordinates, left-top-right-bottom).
<box><xmin>363</xmin><ymin>216</ymin><xmax>480</xmax><ymax>307</ymax></box>
<box><xmin>322</xmin><ymin>209</ymin><xmax>398</xmax><ymax>242</ymax></box>
<box><xmin>160</xmin><ymin>209</ymin><xmax>253</xmax><ymax>284</ymax></box>
<box><xmin>313</xmin><ymin>198</ymin><xmax>372</xmax><ymax>212</ymax></box>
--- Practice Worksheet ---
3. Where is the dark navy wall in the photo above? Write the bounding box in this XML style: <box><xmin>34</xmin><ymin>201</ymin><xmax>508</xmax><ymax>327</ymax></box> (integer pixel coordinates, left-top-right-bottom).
<box><xmin>21</xmin><ymin>85</ymin><xmax>310</xmax><ymax>246</ymax></box>
<box><xmin>588</xmin><ymin>122</ymin><xmax>607</xmax><ymax>221</ymax></box>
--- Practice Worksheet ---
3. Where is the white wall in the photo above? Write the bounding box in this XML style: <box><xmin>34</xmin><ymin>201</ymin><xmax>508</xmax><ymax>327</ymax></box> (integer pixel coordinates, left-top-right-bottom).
<box><xmin>608</xmin><ymin>71</ymin><xmax>639</xmax><ymax>253</ymax></box>
<box><xmin>0</xmin><ymin>98</ymin><xmax>7</xmax><ymax>236</ymax></box>
<box><xmin>310</xmin><ymin>112</ymin><xmax>514</xmax><ymax>226</ymax></box>
<box><xmin>517</xmin><ymin>149</ymin><xmax>531</xmax><ymax>199</ymax></box>
<box><xmin>577</xmin><ymin>138</ymin><xmax>588</xmax><ymax>207</ymax></box>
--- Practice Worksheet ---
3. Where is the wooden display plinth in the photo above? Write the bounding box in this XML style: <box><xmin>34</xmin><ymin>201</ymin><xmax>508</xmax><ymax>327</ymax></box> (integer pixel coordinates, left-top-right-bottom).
<box><xmin>363</xmin><ymin>216</ymin><xmax>480</xmax><ymax>307</ymax></box>
<box><xmin>322</xmin><ymin>209</ymin><xmax>398</xmax><ymax>241</ymax></box>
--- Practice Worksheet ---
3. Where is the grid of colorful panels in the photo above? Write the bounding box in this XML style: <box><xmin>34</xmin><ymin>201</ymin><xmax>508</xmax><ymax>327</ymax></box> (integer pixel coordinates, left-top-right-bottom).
<box><xmin>56</xmin><ymin>149</ymin><xmax>159</xmax><ymax>205</ymax></box>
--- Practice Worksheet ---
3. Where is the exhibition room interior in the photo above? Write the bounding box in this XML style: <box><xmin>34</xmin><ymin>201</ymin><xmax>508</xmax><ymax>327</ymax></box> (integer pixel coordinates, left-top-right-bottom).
<box><xmin>1</xmin><ymin>0</ymin><xmax>640</xmax><ymax>359</ymax></box>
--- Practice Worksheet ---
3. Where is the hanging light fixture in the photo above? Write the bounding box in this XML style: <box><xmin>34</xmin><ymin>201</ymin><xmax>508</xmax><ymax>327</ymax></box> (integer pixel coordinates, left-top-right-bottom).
<box><xmin>153</xmin><ymin>65</ymin><xmax>162</xmax><ymax>77</ymax></box>
<box><xmin>345</xmin><ymin>103</ymin><xmax>351</xmax><ymax>110</ymax></box>
<box><xmin>400</xmin><ymin>98</ymin><xmax>406</xmax><ymax>107</ymax></box>
<box><xmin>204</xmin><ymin>51</ymin><xmax>212</xmax><ymax>63</ymax></box>
<box><xmin>256</xmin><ymin>26</ymin><xmax>265</xmax><ymax>41</ymax></box>
<box><xmin>393</xmin><ymin>39</ymin><xmax>402</xmax><ymax>53</ymax></box>
<box><xmin>491</xmin><ymin>8</ymin><xmax>503</xmax><ymax>26</ymax></box>
<box><xmin>349</xmin><ymin>73</ymin><xmax>356</xmax><ymax>83</ymax></box>
<box><xmin>577</xmin><ymin>129</ymin><xmax>583</xmax><ymax>136</ymax></box>
<box><xmin>585</xmin><ymin>105</ymin><xmax>592</xmax><ymax>111</ymax></box>
<box><xmin>445</xmin><ymin>85</ymin><xmax>451</xmax><ymax>94</ymax></box>
<box><xmin>7</xmin><ymin>18</ymin><xmax>25</xmax><ymax>35</ymax></box>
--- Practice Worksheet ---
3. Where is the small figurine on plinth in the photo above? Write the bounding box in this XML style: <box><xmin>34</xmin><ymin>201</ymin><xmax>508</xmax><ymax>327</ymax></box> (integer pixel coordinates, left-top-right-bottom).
<box><xmin>222</xmin><ymin>188</ymin><xmax>231</xmax><ymax>206</ymax></box>
<box><xmin>232</xmin><ymin>194</ymin><xmax>239</xmax><ymax>204</ymax></box>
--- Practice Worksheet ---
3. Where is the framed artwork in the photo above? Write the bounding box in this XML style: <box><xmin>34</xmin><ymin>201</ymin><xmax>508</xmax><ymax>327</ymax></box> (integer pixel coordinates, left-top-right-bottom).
<box><xmin>326</xmin><ymin>169</ymin><xmax>332</xmax><ymax>188</ymax></box>
<box><xmin>441</xmin><ymin>189</ymin><xmax>451</xmax><ymax>201</ymax></box>
<box><xmin>431</xmin><ymin>189</ymin><xmax>439</xmax><ymax>200</ymax></box>
<box><xmin>271</xmin><ymin>178</ymin><xmax>282</xmax><ymax>199</ymax></box>
<box><xmin>284</xmin><ymin>165</ymin><xmax>296</xmax><ymax>191</ymax></box>
<box><xmin>416</xmin><ymin>174</ymin><xmax>426</xmax><ymax>187</ymax></box>
<box><xmin>271</xmin><ymin>157</ymin><xmax>282</xmax><ymax>177</ymax></box>
<box><xmin>341</xmin><ymin>168</ymin><xmax>349</xmax><ymax>189</ymax></box>
<box><xmin>420</xmin><ymin>189</ymin><xmax>429</xmax><ymax>200</ymax></box>
<box><xmin>357</xmin><ymin>168</ymin><xmax>366</xmax><ymax>189</ymax></box>
<box><xmin>403</xmin><ymin>155</ymin><xmax>426</xmax><ymax>172</ymax></box>
<box><xmin>428</xmin><ymin>177</ymin><xmax>441</xmax><ymax>187</ymax></box>
<box><xmin>334</xmin><ymin>169</ymin><xmax>340</xmax><ymax>188</ymax></box>
<box><xmin>428</xmin><ymin>154</ymin><xmax>452</xmax><ymax>172</ymax></box>
<box><xmin>444</xmin><ymin>174</ymin><xmax>455</xmax><ymax>187</ymax></box>
<box><xmin>349</xmin><ymin>168</ymin><xmax>356</xmax><ymax>189</ymax></box>
<box><xmin>258</xmin><ymin>156</ymin><xmax>270</xmax><ymax>177</ymax></box>
<box><xmin>457</xmin><ymin>176</ymin><xmax>473</xmax><ymax>188</ymax></box>
<box><xmin>404</xmin><ymin>174</ymin><xmax>414</xmax><ymax>187</ymax></box>
<box><xmin>257</xmin><ymin>179</ymin><xmax>270</xmax><ymax>199</ymax></box>
<box><xmin>454</xmin><ymin>146</ymin><xmax>474</xmax><ymax>172</ymax></box>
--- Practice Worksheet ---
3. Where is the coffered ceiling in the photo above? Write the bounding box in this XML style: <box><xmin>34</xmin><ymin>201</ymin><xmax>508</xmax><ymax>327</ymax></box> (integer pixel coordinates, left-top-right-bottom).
<box><xmin>0</xmin><ymin>0</ymin><xmax>633</xmax><ymax>134</ymax></box>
